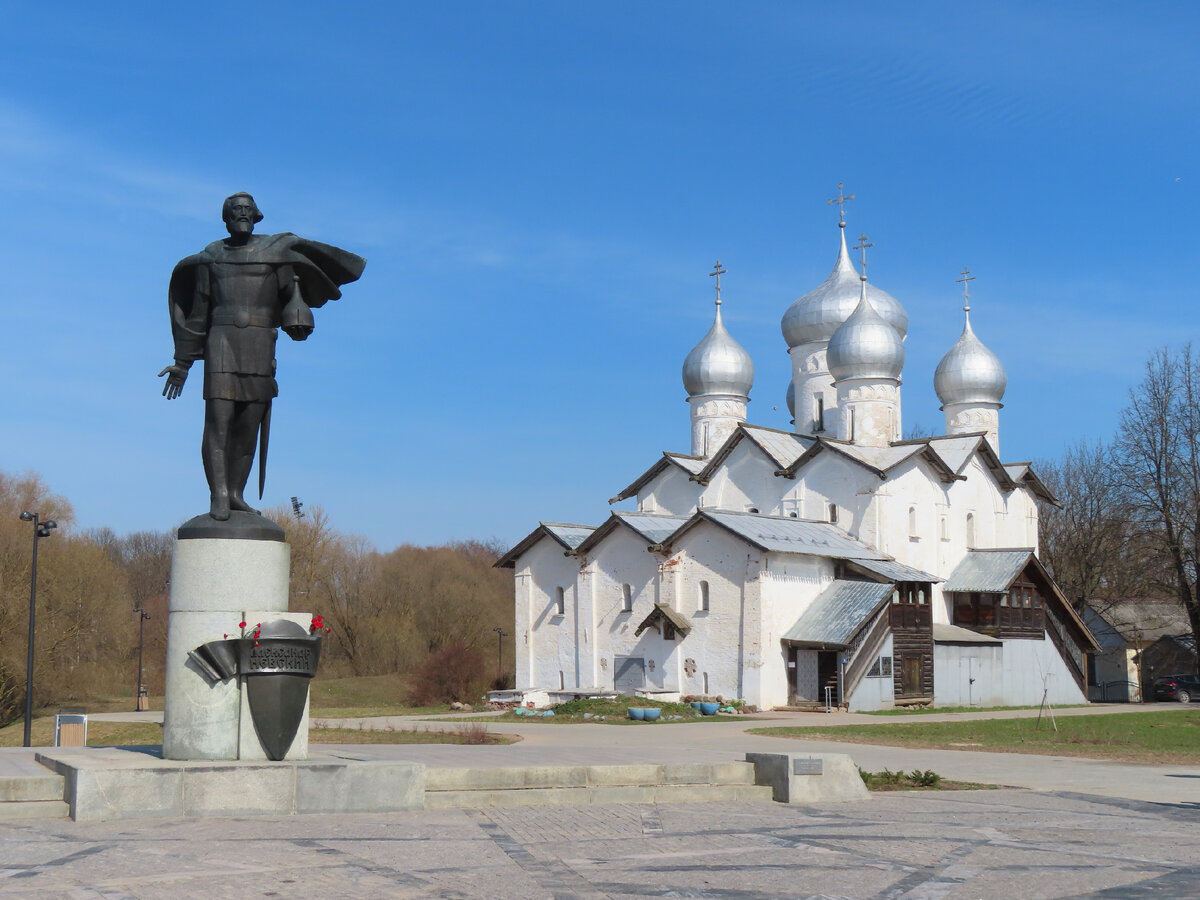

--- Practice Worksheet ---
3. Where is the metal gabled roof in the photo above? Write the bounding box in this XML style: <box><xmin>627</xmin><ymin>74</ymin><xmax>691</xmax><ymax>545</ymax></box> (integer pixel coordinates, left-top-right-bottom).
<box><xmin>494</xmin><ymin>521</ymin><xmax>597</xmax><ymax>568</ymax></box>
<box><xmin>609</xmin><ymin>452</ymin><xmax>706</xmax><ymax>503</ymax></box>
<box><xmin>681</xmin><ymin>509</ymin><xmax>888</xmax><ymax>559</ymax></box>
<box><xmin>742</xmin><ymin>425</ymin><xmax>814</xmax><ymax>469</ymax></box>
<box><xmin>615</xmin><ymin>511</ymin><xmax>692</xmax><ymax>546</ymax></box>
<box><xmin>634</xmin><ymin>603</ymin><xmax>693</xmax><ymax>638</ymax></box>
<box><xmin>849</xmin><ymin>558</ymin><xmax>942</xmax><ymax>583</ymax></box>
<box><xmin>832</xmin><ymin>442</ymin><xmax>925</xmax><ymax>474</ymax></box>
<box><xmin>574</xmin><ymin>511</ymin><xmax>692</xmax><ymax>555</ymax></box>
<box><xmin>695</xmin><ymin>424</ymin><xmax>813</xmax><ymax>483</ymax></box>
<box><xmin>1003</xmin><ymin>462</ymin><xmax>1059</xmax><ymax>506</ymax></box>
<box><xmin>924</xmin><ymin>434</ymin><xmax>984</xmax><ymax>475</ymax></box>
<box><xmin>942</xmin><ymin>549</ymin><xmax>1033</xmax><ymax>592</ymax></box>
<box><xmin>782</xmin><ymin>580</ymin><xmax>892</xmax><ymax>647</ymax></box>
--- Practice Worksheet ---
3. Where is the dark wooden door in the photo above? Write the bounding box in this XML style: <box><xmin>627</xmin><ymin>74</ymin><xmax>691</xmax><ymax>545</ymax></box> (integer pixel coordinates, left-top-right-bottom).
<box><xmin>901</xmin><ymin>656</ymin><xmax>923</xmax><ymax>696</ymax></box>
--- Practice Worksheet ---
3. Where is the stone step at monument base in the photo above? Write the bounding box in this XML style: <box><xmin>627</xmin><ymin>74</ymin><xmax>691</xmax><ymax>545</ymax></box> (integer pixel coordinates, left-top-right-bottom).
<box><xmin>424</xmin><ymin>762</ymin><xmax>774</xmax><ymax>809</ymax></box>
<box><xmin>0</xmin><ymin>756</ymin><xmax>69</xmax><ymax>821</ymax></box>
<box><xmin>0</xmin><ymin>798</ymin><xmax>71</xmax><ymax>821</ymax></box>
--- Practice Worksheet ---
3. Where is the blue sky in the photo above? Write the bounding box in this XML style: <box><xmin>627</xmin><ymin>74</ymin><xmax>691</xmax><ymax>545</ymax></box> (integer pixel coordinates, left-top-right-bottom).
<box><xmin>2</xmin><ymin>2</ymin><xmax>1198</xmax><ymax>549</ymax></box>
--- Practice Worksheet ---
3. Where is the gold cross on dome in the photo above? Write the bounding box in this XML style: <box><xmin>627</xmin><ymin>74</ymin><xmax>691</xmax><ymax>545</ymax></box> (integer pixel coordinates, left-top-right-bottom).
<box><xmin>956</xmin><ymin>267</ymin><xmax>975</xmax><ymax>312</ymax></box>
<box><xmin>827</xmin><ymin>182</ymin><xmax>855</xmax><ymax>227</ymax></box>
<box><xmin>852</xmin><ymin>234</ymin><xmax>872</xmax><ymax>278</ymax></box>
<box><xmin>709</xmin><ymin>261</ymin><xmax>727</xmax><ymax>305</ymax></box>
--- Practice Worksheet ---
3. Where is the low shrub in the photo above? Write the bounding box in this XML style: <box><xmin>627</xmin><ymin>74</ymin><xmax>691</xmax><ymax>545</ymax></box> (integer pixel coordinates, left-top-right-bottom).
<box><xmin>404</xmin><ymin>643</ymin><xmax>488</xmax><ymax>706</ymax></box>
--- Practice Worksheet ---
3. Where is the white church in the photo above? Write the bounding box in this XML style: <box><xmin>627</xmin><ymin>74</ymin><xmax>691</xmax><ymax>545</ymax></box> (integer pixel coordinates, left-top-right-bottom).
<box><xmin>497</xmin><ymin>206</ymin><xmax>1097</xmax><ymax>711</ymax></box>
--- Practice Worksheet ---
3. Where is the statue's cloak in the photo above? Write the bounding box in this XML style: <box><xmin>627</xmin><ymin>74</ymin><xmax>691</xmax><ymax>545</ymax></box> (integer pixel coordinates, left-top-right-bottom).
<box><xmin>168</xmin><ymin>233</ymin><xmax>366</xmax><ymax>361</ymax></box>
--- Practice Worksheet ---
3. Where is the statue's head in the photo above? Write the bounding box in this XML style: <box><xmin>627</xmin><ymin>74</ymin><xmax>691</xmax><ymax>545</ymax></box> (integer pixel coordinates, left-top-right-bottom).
<box><xmin>222</xmin><ymin>192</ymin><xmax>263</xmax><ymax>237</ymax></box>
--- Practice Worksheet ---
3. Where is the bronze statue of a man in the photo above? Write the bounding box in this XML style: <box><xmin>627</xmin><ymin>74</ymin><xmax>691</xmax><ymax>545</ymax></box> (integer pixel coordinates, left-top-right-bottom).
<box><xmin>160</xmin><ymin>193</ymin><xmax>365</xmax><ymax>521</ymax></box>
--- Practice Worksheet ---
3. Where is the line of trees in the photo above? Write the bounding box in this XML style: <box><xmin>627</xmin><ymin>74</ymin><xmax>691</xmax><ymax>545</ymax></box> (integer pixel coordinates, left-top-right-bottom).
<box><xmin>1039</xmin><ymin>345</ymin><xmax>1200</xmax><ymax>674</ymax></box>
<box><xmin>0</xmin><ymin>473</ymin><xmax>514</xmax><ymax>726</ymax></box>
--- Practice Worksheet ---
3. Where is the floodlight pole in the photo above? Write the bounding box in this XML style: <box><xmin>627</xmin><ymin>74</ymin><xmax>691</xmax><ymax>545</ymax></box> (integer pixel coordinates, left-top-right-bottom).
<box><xmin>19</xmin><ymin>511</ymin><xmax>57</xmax><ymax>748</ymax></box>
<box><xmin>134</xmin><ymin>608</ymin><xmax>151</xmax><ymax>711</ymax></box>
<box><xmin>493</xmin><ymin>627</ymin><xmax>508</xmax><ymax>678</ymax></box>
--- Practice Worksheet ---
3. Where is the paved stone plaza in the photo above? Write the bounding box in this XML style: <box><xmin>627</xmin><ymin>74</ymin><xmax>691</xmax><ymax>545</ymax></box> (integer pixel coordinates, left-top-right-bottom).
<box><xmin>3</xmin><ymin>789</ymin><xmax>1199</xmax><ymax>899</ymax></box>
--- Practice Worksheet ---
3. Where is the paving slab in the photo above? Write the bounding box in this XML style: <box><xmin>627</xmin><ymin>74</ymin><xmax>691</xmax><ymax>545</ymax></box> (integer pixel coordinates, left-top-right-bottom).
<box><xmin>1</xmin><ymin>791</ymin><xmax>1198</xmax><ymax>898</ymax></box>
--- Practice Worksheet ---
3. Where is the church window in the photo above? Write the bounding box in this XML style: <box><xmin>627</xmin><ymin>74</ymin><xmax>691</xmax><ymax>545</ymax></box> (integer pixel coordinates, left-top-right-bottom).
<box><xmin>663</xmin><ymin>620</ymin><xmax>676</xmax><ymax>640</ymax></box>
<box><xmin>558</xmin><ymin>671</ymin><xmax>565</xmax><ymax>690</ymax></box>
<box><xmin>966</xmin><ymin>513</ymin><xmax>976</xmax><ymax>549</ymax></box>
<box><xmin>939</xmin><ymin>515</ymin><xmax>949</xmax><ymax>541</ymax></box>
<box><xmin>746</xmin><ymin>506</ymin><xmax>759</xmax><ymax>514</ymax></box>
<box><xmin>848</xmin><ymin>408</ymin><xmax>856</xmax><ymax>442</ymax></box>
<box><xmin>866</xmin><ymin>655</ymin><xmax>893</xmax><ymax>678</ymax></box>
<box><xmin>815</xmin><ymin>395</ymin><xmax>825</xmax><ymax>432</ymax></box>
<box><xmin>554</xmin><ymin>586</ymin><xmax>565</xmax><ymax>615</ymax></box>
<box><xmin>908</xmin><ymin>506</ymin><xmax>919</xmax><ymax>539</ymax></box>
<box><xmin>621</xmin><ymin>583</ymin><xmax>632</xmax><ymax>613</ymax></box>
<box><xmin>698</xmin><ymin>580</ymin><xmax>710</xmax><ymax>612</ymax></box>
<box><xmin>828</xmin><ymin>504</ymin><xmax>839</xmax><ymax>524</ymax></box>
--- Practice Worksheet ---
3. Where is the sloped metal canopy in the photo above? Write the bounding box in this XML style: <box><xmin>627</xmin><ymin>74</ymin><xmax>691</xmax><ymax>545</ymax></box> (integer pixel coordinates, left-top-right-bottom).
<box><xmin>942</xmin><ymin>549</ymin><xmax>1033</xmax><ymax>592</ymax></box>
<box><xmin>782</xmin><ymin>580</ymin><xmax>892</xmax><ymax>648</ymax></box>
<box><xmin>849</xmin><ymin>558</ymin><xmax>942</xmax><ymax>583</ymax></box>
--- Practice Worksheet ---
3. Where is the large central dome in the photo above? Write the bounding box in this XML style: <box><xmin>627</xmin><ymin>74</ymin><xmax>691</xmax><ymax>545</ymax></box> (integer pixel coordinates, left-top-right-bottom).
<box><xmin>781</xmin><ymin>228</ymin><xmax>908</xmax><ymax>348</ymax></box>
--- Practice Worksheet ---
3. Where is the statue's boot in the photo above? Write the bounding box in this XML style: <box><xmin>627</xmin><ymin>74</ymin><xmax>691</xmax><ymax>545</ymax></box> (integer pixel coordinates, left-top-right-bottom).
<box><xmin>229</xmin><ymin>491</ymin><xmax>258</xmax><ymax>515</ymax></box>
<box><xmin>210</xmin><ymin>490</ymin><xmax>231</xmax><ymax>521</ymax></box>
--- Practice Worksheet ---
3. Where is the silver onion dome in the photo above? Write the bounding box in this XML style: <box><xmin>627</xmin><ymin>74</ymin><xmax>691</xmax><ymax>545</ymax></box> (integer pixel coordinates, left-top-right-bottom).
<box><xmin>827</xmin><ymin>283</ymin><xmax>905</xmax><ymax>382</ymax></box>
<box><xmin>781</xmin><ymin>228</ymin><xmax>908</xmax><ymax>348</ymax></box>
<box><xmin>683</xmin><ymin>303</ymin><xmax>754</xmax><ymax>397</ymax></box>
<box><xmin>934</xmin><ymin>312</ymin><xmax>1007</xmax><ymax>406</ymax></box>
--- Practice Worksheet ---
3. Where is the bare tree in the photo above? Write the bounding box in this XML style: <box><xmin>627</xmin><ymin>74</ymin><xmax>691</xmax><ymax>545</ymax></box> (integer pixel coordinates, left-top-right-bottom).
<box><xmin>1114</xmin><ymin>345</ymin><xmax>1200</xmax><ymax>674</ymax></box>
<box><xmin>1037</xmin><ymin>440</ymin><xmax>1151</xmax><ymax>612</ymax></box>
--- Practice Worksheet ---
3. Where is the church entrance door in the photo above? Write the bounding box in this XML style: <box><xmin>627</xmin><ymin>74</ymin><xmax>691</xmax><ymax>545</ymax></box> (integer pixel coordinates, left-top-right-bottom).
<box><xmin>613</xmin><ymin>656</ymin><xmax>646</xmax><ymax>695</ymax></box>
<box><xmin>817</xmin><ymin>651</ymin><xmax>840</xmax><ymax>706</ymax></box>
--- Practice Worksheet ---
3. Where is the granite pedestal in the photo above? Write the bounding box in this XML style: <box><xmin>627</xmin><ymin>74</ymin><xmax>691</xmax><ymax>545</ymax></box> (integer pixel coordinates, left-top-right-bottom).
<box><xmin>162</xmin><ymin>514</ymin><xmax>312</xmax><ymax>761</ymax></box>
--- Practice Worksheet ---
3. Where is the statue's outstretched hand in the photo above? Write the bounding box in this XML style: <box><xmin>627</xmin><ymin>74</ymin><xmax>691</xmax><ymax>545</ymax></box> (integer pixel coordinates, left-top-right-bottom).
<box><xmin>159</xmin><ymin>364</ymin><xmax>189</xmax><ymax>399</ymax></box>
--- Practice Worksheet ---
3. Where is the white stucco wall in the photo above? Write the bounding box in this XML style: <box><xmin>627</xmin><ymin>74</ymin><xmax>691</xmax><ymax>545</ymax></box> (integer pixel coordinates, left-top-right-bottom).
<box><xmin>847</xmin><ymin>634</ymin><xmax>896</xmax><ymax>711</ymax></box>
<box><xmin>669</xmin><ymin>520</ymin><xmax>763</xmax><ymax>702</ymax></box>
<box><xmin>638</xmin><ymin>466</ymin><xmax>702</xmax><ymax>516</ymax></box>
<box><xmin>699</xmin><ymin>441</ymin><xmax>782</xmax><ymax>515</ymax></box>
<box><xmin>584</xmin><ymin>524</ymin><xmax>674</xmax><ymax>692</ymax></box>
<box><xmin>512</xmin><ymin>536</ymin><xmax>583</xmax><ymax>691</ymax></box>
<box><xmin>759</xmin><ymin>554</ymin><xmax>834</xmax><ymax>709</ymax></box>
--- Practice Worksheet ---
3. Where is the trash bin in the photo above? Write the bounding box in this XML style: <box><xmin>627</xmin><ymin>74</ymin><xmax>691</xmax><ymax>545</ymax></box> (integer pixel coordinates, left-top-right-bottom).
<box><xmin>53</xmin><ymin>708</ymin><xmax>87</xmax><ymax>747</ymax></box>
<box><xmin>136</xmin><ymin>687</ymin><xmax>150</xmax><ymax>712</ymax></box>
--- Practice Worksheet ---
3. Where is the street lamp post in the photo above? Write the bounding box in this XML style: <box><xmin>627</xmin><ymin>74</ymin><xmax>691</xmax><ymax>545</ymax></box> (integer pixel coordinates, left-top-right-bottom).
<box><xmin>19</xmin><ymin>511</ymin><xmax>57</xmax><ymax>748</ymax></box>
<box><xmin>492</xmin><ymin>626</ymin><xmax>508</xmax><ymax>681</ymax></box>
<box><xmin>134</xmin><ymin>608</ymin><xmax>151</xmax><ymax>711</ymax></box>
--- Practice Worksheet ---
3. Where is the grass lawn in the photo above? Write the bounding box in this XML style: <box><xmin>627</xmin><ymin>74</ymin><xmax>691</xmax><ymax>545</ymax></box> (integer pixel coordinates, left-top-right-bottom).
<box><xmin>491</xmin><ymin>697</ymin><xmax>756</xmax><ymax>724</ymax></box>
<box><xmin>748</xmin><ymin>709</ymin><xmax>1200</xmax><ymax>764</ymax></box>
<box><xmin>0</xmin><ymin>717</ymin><xmax>516</xmax><ymax>748</ymax></box>
<box><xmin>307</xmin><ymin>673</ymin><xmax>452</xmax><ymax>718</ymax></box>
<box><xmin>310</xmin><ymin>725</ymin><xmax>516</xmax><ymax>745</ymax></box>
<box><xmin>863</xmin><ymin>704</ymin><xmax>1090</xmax><ymax>716</ymax></box>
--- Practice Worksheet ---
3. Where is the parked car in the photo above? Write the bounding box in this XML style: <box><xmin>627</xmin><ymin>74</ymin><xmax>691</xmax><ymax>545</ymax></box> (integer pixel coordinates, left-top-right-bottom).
<box><xmin>1152</xmin><ymin>674</ymin><xmax>1200</xmax><ymax>703</ymax></box>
